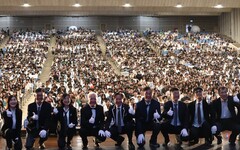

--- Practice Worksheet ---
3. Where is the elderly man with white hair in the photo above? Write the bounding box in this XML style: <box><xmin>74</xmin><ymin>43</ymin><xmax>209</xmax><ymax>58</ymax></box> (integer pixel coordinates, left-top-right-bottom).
<box><xmin>79</xmin><ymin>91</ymin><xmax>106</xmax><ymax>149</ymax></box>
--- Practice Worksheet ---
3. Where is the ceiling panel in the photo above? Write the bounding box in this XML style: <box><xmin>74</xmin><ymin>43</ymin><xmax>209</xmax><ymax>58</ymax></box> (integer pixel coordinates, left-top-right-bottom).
<box><xmin>0</xmin><ymin>0</ymin><xmax>239</xmax><ymax>16</ymax></box>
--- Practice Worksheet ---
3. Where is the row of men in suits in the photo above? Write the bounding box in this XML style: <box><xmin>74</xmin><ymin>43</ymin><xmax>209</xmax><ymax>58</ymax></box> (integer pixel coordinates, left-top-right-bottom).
<box><xmin>79</xmin><ymin>86</ymin><xmax>240</xmax><ymax>149</ymax></box>
<box><xmin>2</xmin><ymin>86</ymin><xmax>240</xmax><ymax>150</ymax></box>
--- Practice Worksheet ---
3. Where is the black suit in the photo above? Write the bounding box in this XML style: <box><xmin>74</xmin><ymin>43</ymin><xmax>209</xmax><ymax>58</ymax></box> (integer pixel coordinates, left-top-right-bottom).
<box><xmin>25</xmin><ymin>101</ymin><xmax>52</xmax><ymax>149</ymax></box>
<box><xmin>55</xmin><ymin>105</ymin><xmax>78</xmax><ymax>149</ymax></box>
<box><xmin>161</xmin><ymin>100</ymin><xmax>189</xmax><ymax>143</ymax></box>
<box><xmin>1</xmin><ymin>109</ymin><xmax>22</xmax><ymax>149</ymax></box>
<box><xmin>188</xmin><ymin>99</ymin><xmax>212</xmax><ymax>143</ymax></box>
<box><xmin>211</xmin><ymin>96</ymin><xmax>240</xmax><ymax>144</ymax></box>
<box><xmin>105</xmin><ymin>104</ymin><xmax>134</xmax><ymax>144</ymax></box>
<box><xmin>135</xmin><ymin>99</ymin><xmax>161</xmax><ymax>146</ymax></box>
<box><xmin>79</xmin><ymin>104</ymin><xmax>106</xmax><ymax>146</ymax></box>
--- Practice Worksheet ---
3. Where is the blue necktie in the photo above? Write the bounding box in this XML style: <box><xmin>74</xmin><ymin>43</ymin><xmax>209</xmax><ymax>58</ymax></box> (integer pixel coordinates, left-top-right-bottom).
<box><xmin>146</xmin><ymin>103</ymin><xmax>150</xmax><ymax>122</ymax></box>
<box><xmin>117</xmin><ymin>108</ymin><xmax>122</xmax><ymax>133</ymax></box>
<box><xmin>197</xmin><ymin>103</ymin><xmax>202</xmax><ymax>125</ymax></box>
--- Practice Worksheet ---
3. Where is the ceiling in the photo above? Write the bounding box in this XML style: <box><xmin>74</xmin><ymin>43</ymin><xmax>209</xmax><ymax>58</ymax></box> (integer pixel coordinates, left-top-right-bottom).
<box><xmin>0</xmin><ymin>0</ymin><xmax>239</xmax><ymax>16</ymax></box>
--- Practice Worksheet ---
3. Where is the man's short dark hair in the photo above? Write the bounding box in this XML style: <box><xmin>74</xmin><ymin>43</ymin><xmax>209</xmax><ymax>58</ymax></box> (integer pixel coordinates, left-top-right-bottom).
<box><xmin>170</xmin><ymin>87</ymin><xmax>179</xmax><ymax>92</ymax></box>
<box><xmin>194</xmin><ymin>87</ymin><xmax>203</xmax><ymax>93</ymax></box>
<box><xmin>218</xmin><ymin>86</ymin><xmax>228</xmax><ymax>93</ymax></box>
<box><xmin>114</xmin><ymin>92</ymin><xmax>123</xmax><ymax>98</ymax></box>
<box><xmin>143</xmin><ymin>86</ymin><xmax>151</xmax><ymax>91</ymax></box>
<box><xmin>35</xmin><ymin>88</ymin><xmax>42</xmax><ymax>93</ymax></box>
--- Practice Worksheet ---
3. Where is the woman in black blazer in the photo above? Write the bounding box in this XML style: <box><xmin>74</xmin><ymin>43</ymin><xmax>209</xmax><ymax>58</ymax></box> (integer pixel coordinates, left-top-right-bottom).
<box><xmin>1</xmin><ymin>95</ymin><xmax>22</xmax><ymax>150</ymax></box>
<box><xmin>53</xmin><ymin>93</ymin><xmax>78</xmax><ymax>150</ymax></box>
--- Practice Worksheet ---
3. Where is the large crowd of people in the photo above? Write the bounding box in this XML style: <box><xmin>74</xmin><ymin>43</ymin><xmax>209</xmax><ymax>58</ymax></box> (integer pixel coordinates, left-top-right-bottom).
<box><xmin>0</xmin><ymin>27</ymin><xmax>240</xmax><ymax>149</ymax></box>
<box><xmin>0</xmin><ymin>30</ymin><xmax>50</xmax><ymax>110</ymax></box>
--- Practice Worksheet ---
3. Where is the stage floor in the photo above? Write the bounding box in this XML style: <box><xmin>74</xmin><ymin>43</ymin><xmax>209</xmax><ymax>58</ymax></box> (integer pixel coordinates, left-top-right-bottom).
<box><xmin>0</xmin><ymin>131</ymin><xmax>239</xmax><ymax>150</ymax></box>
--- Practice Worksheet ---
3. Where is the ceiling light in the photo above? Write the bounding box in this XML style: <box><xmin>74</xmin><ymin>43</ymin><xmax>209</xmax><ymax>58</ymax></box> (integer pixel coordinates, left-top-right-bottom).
<box><xmin>72</xmin><ymin>3</ymin><xmax>81</xmax><ymax>7</ymax></box>
<box><xmin>22</xmin><ymin>3</ymin><xmax>31</xmax><ymax>7</ymax></box>
<box><xmin>214</xmin><ymin>4</ymin><xmax>223</xmax><ymax>8</ymax></box>
<box><xmin>123</xmin><ymin>3</ymin><xmax>132</xmax><ymax>7</ymax></box>
<box><xmin>175</xmin><ymin>4</ymin><xmax>182</xmax><ymax>8</ymax></box>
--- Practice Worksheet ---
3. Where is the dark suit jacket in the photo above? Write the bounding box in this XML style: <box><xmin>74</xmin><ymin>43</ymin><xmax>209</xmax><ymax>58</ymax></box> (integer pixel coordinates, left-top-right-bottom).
<box><xmin>1</xmin><ymin>108</ymin><xmax>22</xmax><ymax>137</ymax></box>
<box><xmin>27</xmin><ymin>101</ymin><xmax>52</xmax><ymax>131</ymax></box>
<box><xmin>135</xmin><ymin>99</ymin><xmax>161</xmax><ymax>134</ymax></box>
<box><xmin>105</xmin><ymin>103</ymin><xmax>134</xmax><ymax>130</ymax></box>
<box><xmin>188</xmin><ymin>99</ymin><xmax>212</xmax><ymax>126</ymax></box>
<box><xmin>162</xmin><ymin>100</ymin><xmax>189</xmax><ymax>129</ymax></box>
<box><xmin>80</xmin><ymin>104</ymin><xmax>105</xmax><ymax>130</ymax></box>
<box><xmin>55</xmin><ymin>105</ymin><xmax>78</xmax><ymax>133</ymax></box>
<box><xmin>211</xmin><ymin>96</ymin><xmax>238</xmax><ymax>124</ymax></box>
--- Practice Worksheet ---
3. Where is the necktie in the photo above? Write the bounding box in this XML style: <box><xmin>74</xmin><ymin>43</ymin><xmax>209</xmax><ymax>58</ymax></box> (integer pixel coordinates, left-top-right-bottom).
<box><xmin>36</xmin><ymin>106</ymin><xmax>40</xmax><ymax>129</ymax></box>
<box><xmin>64</xmin><ymin>111</ymin><xmax>68</xmax><ymax>132</ymax></box>
<box><xmin>197</xmin><ymin>102</ymin><xmax>202</xmax><ymax>125</ymax></box>
<box><xmin>146</xmin><ymin>103</ymin><xmax>150</xmax><ymax>122</ymax></box>
<box><xmin>174</xmin><ymin>104</ymin><xmax>178</xmax><ymax>126</ymax></box>
<box><xmin>117</xmin><ymin>108</ymin><xmax>122</xmax><ymax>133</ymax></box>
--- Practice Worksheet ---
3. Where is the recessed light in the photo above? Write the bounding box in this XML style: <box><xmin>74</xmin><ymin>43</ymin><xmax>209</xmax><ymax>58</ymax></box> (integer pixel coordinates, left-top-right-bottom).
<box><xmin>175</xmin><ymin>4</ymin><xmax>183</xmax><ymax>8</ymax></box>
<box><xmin>123</xmin><ymin>3</ymin><xmax>132</xmax><ymax>7</ymax></box>
<box><xmin>22</xmin><ymin>3</ymin><xmax>31</xmax><ymax>7</ymax></box>
<box><xmin>214</xmin><ymin>4</ymin><xmax>223</xmax><ymax>8</ymax></box>
<box><xmin>72</xmin><ymin>3</ymin><xmax>81</xmax><ymax>7</ymax></box>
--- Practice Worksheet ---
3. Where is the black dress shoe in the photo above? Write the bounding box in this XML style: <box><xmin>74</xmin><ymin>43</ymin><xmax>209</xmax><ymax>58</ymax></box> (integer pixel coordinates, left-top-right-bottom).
<box><xmin>188</xmin><ymin>139</ymin><xmax>199</xmax><ymax>146</ymax></box>
<box><xmin>149</xmin><ymin>142</ymin><xmax>160</xmax><ymax>148</ymax></box>
<box><xmin>229</xmin><ymin>142</ymin><xmax>236</xmax><ymax>147</ymax></box>
<box><xmin>39</xmin><ymin>144</ymin><xmax>45</xmax><ymax>149</ymax></box>
<box><xmin>115</xmin><ymin>136</ymin><xmax>125</xmax><ymax>146</ymax></box>
<box><xmin>162</xmin><ymin>139</ymin><xmax>170</xmax><ymax>147</ymax></box>
<box><xmin>216</xmin><ymin>135</ymin><xmax>222</xmax><ymax>144</ymax></box>
<box><xmin>205</xmin><ymin>140</ymin><xmax>212</xmax><ymax>146</ymax></box>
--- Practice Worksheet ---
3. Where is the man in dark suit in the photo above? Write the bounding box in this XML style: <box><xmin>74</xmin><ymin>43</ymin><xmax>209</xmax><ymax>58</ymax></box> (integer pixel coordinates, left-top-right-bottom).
<box><xmin>211</xmin><ymin>86</ymin><xmax>240</xmax><ymax>147</ymax></box>
<box><xmin>79</xmin><ymin>92</ymin><xmax>106</xmax><ymax>149</ymax></box>
<box><xmin>161</xmin><ymin>87</ymin><xmax>189</xmax><ymax>147</ymax></box>
<box><xmin>135</xmin><ymin>86</ymin><xmax>161</xmax><ymax>148</ymax></box>
<box><xmin>188</xmin><ymin>87</ymin><xmax>213</xmax><ymax>145</ymax></box>
<box><xmin>104</xmin><ymin>92</ymin><xmax>135</xmax><ymax>149</ymax></box>
<box><xmin>25</xmin><ymin>88</ymin><xmax>52</xmax><ymax>150</ymax></box>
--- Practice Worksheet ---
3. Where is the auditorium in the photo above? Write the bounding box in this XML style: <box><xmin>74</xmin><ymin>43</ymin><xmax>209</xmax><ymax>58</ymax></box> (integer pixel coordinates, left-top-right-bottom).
<box><xmin>0</xmin><ymin>0</ymin><xmax>240</xmax><ymax>150</ymax></box>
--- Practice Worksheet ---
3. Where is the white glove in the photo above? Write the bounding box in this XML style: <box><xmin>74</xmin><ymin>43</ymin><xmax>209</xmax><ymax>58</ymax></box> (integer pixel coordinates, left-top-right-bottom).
<box><xmin>211</xmin><ymin>126</ymin><xmax>217</xmax><ymax>134</ymax></box>
<box><xmin>31</xmin><ymin>112</ymin><xmax>39</xmax><ymax>120</ymax></box>
<box><xmin>68</xmin><ymin>123</ymin><xmax>75</xmax><ymax>128</ymax></box>
<box><xmin>137</xmin><ymin>134</ymin><xmax>145</xmax><ymax>144</ymax></box>
<box><xmin>89</xmin><ymin>116</ymin><xmax>95</xmax><ymax>124</ymax></box>
<box><xmin>6</xmin><ymin>110</ymin><xmax>12</xmax><ymax>117</ymax></box>
<box><xmin>98</xmin><ymin>130</ymin><xmax>105</xmax><ymax>137</ymax></box>
<box><xmin>128</xmin><ymin>106</ymin><xmax>135</xmax><ymax>115</ymax></box>
<box><xmin>53</xmin><ymin>107</ymin><xmax>58</xmax><ymax>114</ymax></box>
<box><xmin>105</xmin><ymin>130</ymin><xmax>111</xmax><ymax>138</ymax></box>
<box><xmin>153</xmin><ymin>109</ymin><xmax>161</xmax><ymax>119</ymax></box>
<box><xmin>180</xmin><ymin>128</ymin><xmax>188</xmax><ymax>137</ymax></box>
<box><xmin>233</xmin><ymin>95</ymin><xmax>240</xmax><ymax>103</ymax></box>
<box><xmin>24</xmin><ymin>118</ymin><xmax>29</xmax><ymax>128</ymax></box>
<box><xmin>39</xmin><ymin>130</ymin><xmax>47</xmax><ymax>138</ymax></box>
<box><xmin>167</xmin><ymin>107</ymin><xmax>173</xmax><ymax>116</ymax></box>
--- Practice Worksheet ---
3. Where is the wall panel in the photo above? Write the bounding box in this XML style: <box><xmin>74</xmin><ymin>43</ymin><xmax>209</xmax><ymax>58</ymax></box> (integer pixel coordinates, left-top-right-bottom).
<box><xmin>0</xmin><ymin>16</ymin><xmax>218</xmax><ymax>33</ymax></box>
